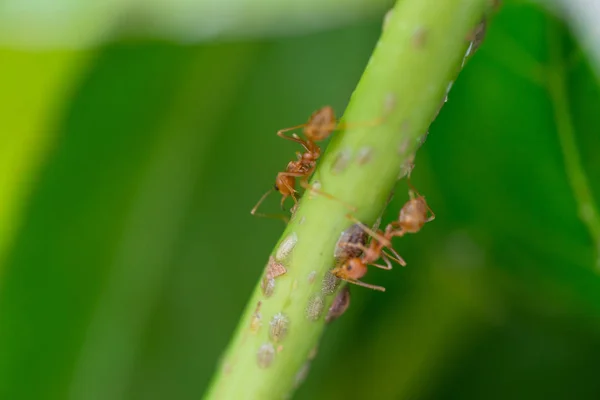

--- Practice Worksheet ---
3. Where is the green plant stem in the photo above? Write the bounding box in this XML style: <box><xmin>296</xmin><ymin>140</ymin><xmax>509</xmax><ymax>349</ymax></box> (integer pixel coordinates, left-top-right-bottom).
<box><xmin>546</xmin><ymin>20</ymin><xmax>600</xmax><ymax>269</ymax></box>
<box><xmin>204</xmin><ymin>1</ymin><xmax>489</xmax><ymax>398</ymax></box>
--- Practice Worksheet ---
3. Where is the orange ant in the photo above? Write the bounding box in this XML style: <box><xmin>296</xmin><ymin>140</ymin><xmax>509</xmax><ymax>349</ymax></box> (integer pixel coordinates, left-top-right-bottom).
<box><xmin>251</xmin><ymin>106</ymin><xmax>355</xmax><ymax>219</ymax></box>
<box><xmin>331</xmin><ymin>223</ymin><xmax>405</xmax><ymax>292</ymax></box>
<box><xmin>384</xmin><ymin>185</ymin><xmax>435</xmax><ymax>238</ymax></box>
<box><xmin>332</xmin><ymin>183</ymin><xmax>435</xmax><ymax>291</ymax></box>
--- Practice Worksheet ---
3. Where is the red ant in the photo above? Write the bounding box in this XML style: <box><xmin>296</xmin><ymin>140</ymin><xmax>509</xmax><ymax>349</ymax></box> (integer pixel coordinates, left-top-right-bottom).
<box><xmin>251</xmin><ymin>106</ymin><xmax>353</xmax><ymax>219</ymax></box>
<box><xmin>332</xmin><ymin>183</ymin><xmax>435</xmax><ymax>291</ymax></box>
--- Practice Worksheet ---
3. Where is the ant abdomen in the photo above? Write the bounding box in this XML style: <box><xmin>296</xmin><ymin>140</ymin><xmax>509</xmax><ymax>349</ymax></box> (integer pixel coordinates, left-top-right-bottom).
<box><xmin>398</xmin><ymin>197</ymin><xmax>430</xmax><ymax>233</ymax></box>
<box><xmin>334</xmin><ymin>224</ymin><xmax>367</xmax><ymax>261</ymax></box>
<box><xmin>305</xmin><ymin>106</ymin><xmax>336</xmax><ymax>141</ymax></box>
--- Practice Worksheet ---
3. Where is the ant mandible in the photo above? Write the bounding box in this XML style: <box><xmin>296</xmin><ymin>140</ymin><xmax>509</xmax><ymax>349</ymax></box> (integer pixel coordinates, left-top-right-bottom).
<box><xmin>332</xmin><ymin>182</ymin><xmax>435</xmax><ymax>291</ymax></box>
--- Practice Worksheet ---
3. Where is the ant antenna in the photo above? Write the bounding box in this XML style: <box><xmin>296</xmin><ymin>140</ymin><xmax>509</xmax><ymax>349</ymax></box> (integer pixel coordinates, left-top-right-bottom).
<box><xmin>250</xmin><ymin>188</ymin><xmax>290</xmax><ymax>223</ymax></box>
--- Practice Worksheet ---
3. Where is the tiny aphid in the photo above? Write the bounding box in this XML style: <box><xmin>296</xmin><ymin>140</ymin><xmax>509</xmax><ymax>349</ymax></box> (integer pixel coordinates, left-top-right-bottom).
<box><xmin>326</xmin><ymin>286</ymin><xmax>351</xmax><ymax>323</ymax></box>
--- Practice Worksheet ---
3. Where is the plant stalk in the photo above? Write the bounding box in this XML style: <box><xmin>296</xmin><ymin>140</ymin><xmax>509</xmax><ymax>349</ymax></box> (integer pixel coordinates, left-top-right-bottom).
<box><xmin>204</xmin><ymin>0</ymin><xmax>491</xmax><ymax>398</ymax></box>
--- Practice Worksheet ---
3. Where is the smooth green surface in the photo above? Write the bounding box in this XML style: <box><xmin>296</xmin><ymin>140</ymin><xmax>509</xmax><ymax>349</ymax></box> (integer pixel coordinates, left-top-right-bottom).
<box><xmin>545</xmin><ymin>20</ymin><xmax>600</xmax><ymax>268</ymax></box>
<box><xmin>0</xmin><ymin>49</ymin><xmax>90</xmax><ymax>269</ymax></box>
<box><xmin>1</xmin><ymin>1</ymin><xmax>600</xmax><ymax>400</ymax></box>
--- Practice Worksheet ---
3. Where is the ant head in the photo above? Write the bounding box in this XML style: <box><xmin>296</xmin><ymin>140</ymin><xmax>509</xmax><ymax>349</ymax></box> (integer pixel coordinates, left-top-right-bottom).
<box><xmin>275</xmin><ymin>174</ymin><xmax>295</xmax><ymax>196</ymax></box>
<box><xmin>336</xmin><ymin>258</ymin><xmax>367</xmax><ymax>280</ymax></box>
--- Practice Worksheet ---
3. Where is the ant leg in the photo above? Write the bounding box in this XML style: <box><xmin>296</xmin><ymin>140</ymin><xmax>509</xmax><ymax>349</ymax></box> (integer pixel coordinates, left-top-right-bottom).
<box><xmin>337</xmin><ymin>241</ymin><xmax>369</xmax><ymax>254</ymax></box>
<box><xmin>275</xmin><ymin>171</ymin><xmax>307</xmax><ymax>211</ymax></box>
<box><xmin>382</xmin><ymin>249</ymin><xmax>407</xmax><ymax>267</ymax></box>
<box><xmin>312</xmin><ymin>115</ymin><xmax>385</xmax><ymax>136</ymax></box>
<box><xmin>387</xmin><ymin>222</ymin><xmax>410</xmax><ymax>239</ymax></box>
<box><xmin>373</xmin><ymin>190</ymin><xmax>395</xmax><ymax>231</ymax></box>
<box><xmin>406</xmin><ymin>179</ymin><xmax>435</xmax><ymax>222</ymax></box>
<box><xmin>406</xmin><ymin>178</ymin><xmax>421</xmax><ymax>199</ymax></box>
<box><xmin>381</xmin><ymin>252</ymin><xmax>394</xmax><ymax>270</ymax></box>
<box><xmin>335</xmin><ymin>115</ymin><xmax>384</xmax><ymax>131</ymax></box>
<box><xmin>343</xmin><ymin>278</ymin><xmax>386</xmax><ymax>292</ymax></box>
<box><xmin>425</xmin><ymin>205</ymin><xmax>436</xmax><ymax>222</ymax></box>
<box><xmin>289</xmin><ymin>134</ymin><xmax>313</xmax><ymax>153</ymax></box>
<box><xmin>370</xmin><ymin>253</ymin><xmax>393</xmax><ymax>270</ymax></box>
<box><xmin>299</xmin><ymin>179</ymin><xmax>357</xmax><ymax>212</ymax></box>
<box><xmin>278</xmin><ymin>171</ymin><xmax>306</xmax><ymax>180</ymax></box>
<box><xmin>380</xmin><ymin>226</ymin><xmax>407</xmax><ymax>266</ymax></box>
<box><xmin>252</xmin><ymin>212</ymin><xmax>290</xmax><ymax>223</ymax></box>
<box><xmin>346</xmin><ymin>216</ymin><xmax>406</xmax><ymax>266</ymax></box>
<box><xmin>291</xmin><ymin>134</ymin><xmax>321</xmax><ymax>157</ymax></box>
<box><xmin>332</xmin><ymin>270</ymin><xmax>385</xmax><ymax>292</ymax></box>
<box><xmin>251</xmin><ymin>188</ymin><xmax>273</xmax><ymax>215</ymax></box>
<box><xmin>422</xmin><ymin>198</ymin><xmax>436</xmax><ymax>222</ymax></box>
<box><xmin>277</xmin><ymin>125</ymin><xmax>308</xmax><ymax>143</ymax></box>
<box><xmin>251</xmin><ymin>188</ymin><xmax>290</xmax><ymax>223</ymax></box>
<box><xmin>277</xmin><ymin>171</ymin><xmax>305</xmax><ymax>195</ymax></box>
<box><xmin>279</xmin><ymin>193</ymin><xmax>288</xmax><ymax>210</ymax></box>
<box><xmin>370</xmin><ymin>263</ymin><xmax>391</xmax><ymax>270</ymax></box>
<box><xmin>282</xmin><ymin>192</ymin><xmax>298</xmax><ymax>211</ymax></box>
<box><xmin>345</xmin><ymin>214</ymin><xmax>391</xmax><ymax>247</ymax></box>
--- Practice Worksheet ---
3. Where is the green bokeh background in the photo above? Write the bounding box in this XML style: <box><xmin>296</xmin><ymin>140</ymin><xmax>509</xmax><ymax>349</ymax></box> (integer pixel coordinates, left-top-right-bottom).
<box><xmin>2</xmin><ymin>1</ymin><xmax>600</xmax><ymax>399</ymax></box>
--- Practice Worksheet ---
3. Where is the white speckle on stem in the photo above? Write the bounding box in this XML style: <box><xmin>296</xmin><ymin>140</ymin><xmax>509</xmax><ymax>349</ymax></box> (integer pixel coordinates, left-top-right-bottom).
<box><xmin>257</xmin><ymin>343</ymin><xmax>275</xmax><ymax>368</ymax></box>
<box><xmin>357</xmin><ymin>147</ymin><xmax>373</xmax><ymax>165</ymax></box>
<box><xmin>276</xmin><ymin>232</ymin><xmax>297</xmax><ymax>261</ymax></box>
<box><xmin>331</xmin><ymin>149</ymin><xmax>352</xmax><ymax>174</ymax></box>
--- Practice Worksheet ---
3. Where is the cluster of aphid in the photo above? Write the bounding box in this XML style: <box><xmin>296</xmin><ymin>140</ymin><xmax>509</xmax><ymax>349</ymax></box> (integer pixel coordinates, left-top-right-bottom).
<box><xmin>251</xmin><ymin>106</ymin><xmax>434</xmax><ymax>292</ymax></box>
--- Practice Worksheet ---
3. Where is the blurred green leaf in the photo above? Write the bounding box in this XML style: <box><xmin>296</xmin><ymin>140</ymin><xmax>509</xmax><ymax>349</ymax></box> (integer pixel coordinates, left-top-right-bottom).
<box><xmin>540</xmin><ymin>0</ymin><xmax>600</xmax><ymax>80</ymax></box>
<box><xmin>299</xmin><ymin>3</ymin><xmax>600</xmax><ymax>399</ymax></box>
<box><xmin>2</xmin><ymin>1</ymin><xmax>600</xmax><ymax>399</ymax></box>
<box><xmin>0</xmin><ymin>49</ymin><xmax>90</xmax><ymax>269</ymax></box>
<box><xmin>0</xmin><ymin>0</ymin><xmax>393</xmax><ymax>48</ymax></box>
<box><xmin>0</xmin><ymin>41</ymin><xmax>260</xmax><ymax>399</ymax></box>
